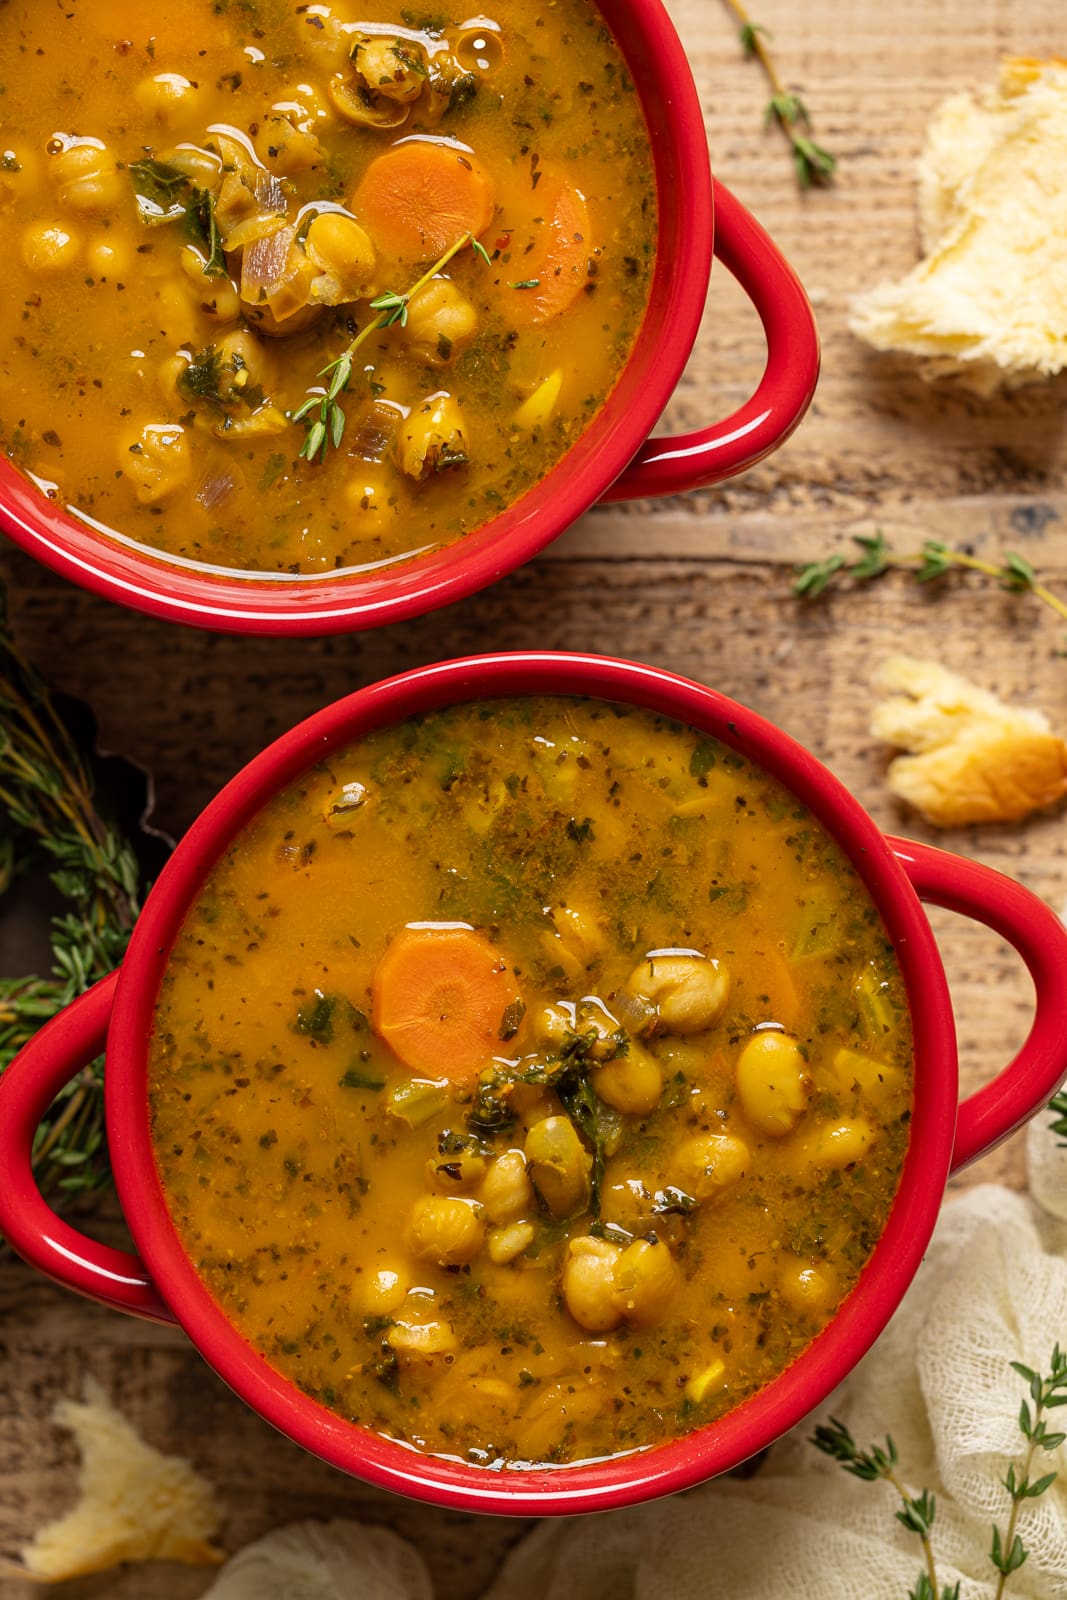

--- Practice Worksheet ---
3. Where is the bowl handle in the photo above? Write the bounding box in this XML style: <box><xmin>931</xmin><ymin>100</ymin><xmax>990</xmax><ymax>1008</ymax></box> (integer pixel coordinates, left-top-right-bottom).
<box><xmin>0</xmin><ymin>973</ymin><xmax>174</xmax><ymax>1323</ymax></box>
<box><xmin>891</xmin><ymin>837</ymin><xmax>1067</xmax><ymax>1173</ymax></box>
<box><xmin>602</xmin><ymin>177</ymin><xmax>820</xmax><ymax>500</ymax></box>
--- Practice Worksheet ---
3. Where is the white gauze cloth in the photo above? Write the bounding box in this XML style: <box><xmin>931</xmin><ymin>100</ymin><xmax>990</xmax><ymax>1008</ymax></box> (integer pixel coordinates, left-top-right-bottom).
<box><xmin>203</xmin><ymin>1125</ymin><xmax>1067</xmax><ymax>1600</ymax></box>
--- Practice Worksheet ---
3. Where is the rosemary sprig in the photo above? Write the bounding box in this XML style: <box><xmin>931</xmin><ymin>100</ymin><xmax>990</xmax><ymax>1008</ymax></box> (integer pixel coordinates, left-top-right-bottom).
<box><xmin>0</xmin><ymin>603</ymin><xmax>147</xmax><ymax>1199</ymax></box>
<box><xmin>291</xmin><ymin>231</ymin><xmax>492</xmax><ymax>464</ymax></box>
<box><xmin>990</xmin><ymin>1347</ymin><xmax>1067</xmax><ymax>1596</ymax></box>
<box><xmin>1048</xmin><ymin>1090</ymin><xmax>1067</xmax><ymax>1145</ymax></box>
<box><xmin>795</xmin><ymin>530</ymin><xmax>1067</xmax><ymax>634</ymax></box>
<box><xmin>810</xmin><ymin>1421</ymin><xmax>958</xmax><ymax>1600</ymax></box>
<box><xmin>719</xmin><ymin>0</ymin><xmax>836</xmax><ymax>187</ymax></box>
<box><xmin>812</xmin><ymin>1349</ymin><xmax>1067</xmax><ymax>1599</ymax></box>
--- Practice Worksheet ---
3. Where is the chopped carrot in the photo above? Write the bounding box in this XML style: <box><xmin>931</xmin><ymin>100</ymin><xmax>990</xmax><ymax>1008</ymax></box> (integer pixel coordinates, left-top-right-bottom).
<box><xmin>752</xmin><ymin>943</ymin><xmax>802</xmax><ymax>1032</ymax></box>
<box><xmin>371</xmin><ymin>926</ymin><xmax>521</xmax><ymax>1082</ymax></box>
<box><xmin>350</xmin><ymin>141</ymin><xmax>496</xmax><ymax>263</ymax></box>
<box><xmin>501</xmin><ymin>173</ymin><xmax>592</xmax><ymax>325</ymax></box>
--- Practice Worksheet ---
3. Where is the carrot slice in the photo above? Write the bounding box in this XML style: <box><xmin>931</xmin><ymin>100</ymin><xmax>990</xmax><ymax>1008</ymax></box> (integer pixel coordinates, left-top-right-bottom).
<box><xmin>371</xmin><ymin>927</ymin><xmax>520</xmax><ymax>1082</ymax></box>
<box><xmin>351</xmin><ymin>142</ymin><xmax>496</xmax><ymax>263</ymax></box>
<box><xmin>502</xmin><ymin>175</ymin><xmax>592</xmax><ymax>325</ymax></box>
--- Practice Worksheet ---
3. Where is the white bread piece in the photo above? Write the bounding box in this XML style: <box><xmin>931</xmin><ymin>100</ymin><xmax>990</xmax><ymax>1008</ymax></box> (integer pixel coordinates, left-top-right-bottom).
<box><xmin>850</xmin><ymin>59</ymin><xmax>1067</xmax><ymax>393</ymax></box>
<box><xmin>871</xmin><ymin>655</ymin><xmax>1067</xmax><ymax>826</ymax></box>
<box><xmin>18</xmin><ymin>1377</ymin><xmax>223</xmax><ymax>1581</ymax></box>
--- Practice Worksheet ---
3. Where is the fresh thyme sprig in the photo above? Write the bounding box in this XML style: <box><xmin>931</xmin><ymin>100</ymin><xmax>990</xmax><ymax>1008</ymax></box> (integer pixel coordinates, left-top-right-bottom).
<box><xmin>810</xmin><ymin>1421</ymin><xmax>958</xmax><ymax>1600</ymax></box>
<box><xmin>812</xmin><ymin>1350</ymin><xmax>1067</xmax><ymax>1598</ymax></box>
<box><xmin>795</xmin><ymin>530</ymin><xmax>1067</xmax><ymax>635</ymax></box>
<box><xmin>291</xmin><ymin>230</ymin><xmax>492</xmax><ymax>464</ymax></box>
<box><xmin>719</xmin><ymin>0</ymin><xmax>836</xmax><ymax>187</ymax></box>
<box><xmin>990</xmin><ymin>1347</ymin><xmax>1067</xmax><ymax>1596</ymax></box>
<box><xmin>1048</xmin><ymin>1090</ymin><xmax>1067</xmax><ymax>1145</ymax></box>
<box><xmin>0</xmin><ymin>603</ymin><xmax>147</xmax><ymax>1200</ymax></box>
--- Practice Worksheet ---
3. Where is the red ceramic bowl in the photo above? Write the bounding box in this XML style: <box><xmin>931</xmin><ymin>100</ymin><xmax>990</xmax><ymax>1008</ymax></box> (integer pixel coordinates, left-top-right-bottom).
<box><xmin>4</xmin><ymin>653</ymin><xmax>1063</xmax><ymax>1516</ymax></box>
<box><xmin>0</xmin><ymin>0</ymin><xmax>818</xmax><ymax>637</ymax></box>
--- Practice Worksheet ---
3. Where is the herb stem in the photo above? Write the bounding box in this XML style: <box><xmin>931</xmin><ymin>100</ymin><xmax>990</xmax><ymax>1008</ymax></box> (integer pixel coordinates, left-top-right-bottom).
<box><xmin>794</xmin><ymin>531</ymin><xmax>1067</xmax><ymax>640</ymax></box>
<box><xmin>883</xmin><ymin>1466</ymin><xmax>940</xmax><ymax>1598</ymax></box>
<box><xmin>718</xmin><ymin>0</ymin><xmax>835</xmax><ymax>186</ymax></box>
<box><xmin>293</xmin><ymin>230</ymin><xmax>489</xmax><ymax>464</ymax></box>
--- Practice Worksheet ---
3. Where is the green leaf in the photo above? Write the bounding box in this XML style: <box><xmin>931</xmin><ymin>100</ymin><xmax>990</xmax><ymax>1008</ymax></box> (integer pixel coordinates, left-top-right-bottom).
<box><xmin>793</xmin><ymin>552</ymin><xmax>847</xmax><ymax>598</ymax></box>
<box><xmin>917</xmin><ymin>541</ymin><xmax>954</xmax><ymax>581</ymax></box>
<box><xmin>850</xmin><ymin>531</ymin><xmax>890</xmax><ymax>579</ymax></box>
<box><xmin>339</xmin><ymin>1067</ymin><xmax>385</xmax><ymax>1090</ymax></box>
<box><xmin>128</xmin><ymin>157</ymin><xmax>189</xmax><ymax>223</ymax></box>
<box><xmin>1001</xmin><ymin>551</ymin><xmax>1035</xmax><ymax>590</ymax></box>
<box><xmin>738</xmin><ymin>20</ymin><xmax>770</xmax><ymax>55</ymax></box>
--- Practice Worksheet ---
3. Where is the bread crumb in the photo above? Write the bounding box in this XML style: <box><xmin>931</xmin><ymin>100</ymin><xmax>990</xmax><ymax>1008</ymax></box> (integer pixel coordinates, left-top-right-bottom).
<box><xmin>18</xmin><ymin>1377</ymin><xmax>224</xmax><ymax>1581</ymax></box>
<box><xmin>871</xmin><ymin>656</ymin><xmax>1067</xmax><ymax>825</ymax></box>
<box><xmin>850</xmin><ymin>59</ymin><xmax>1067</xmax><ymax>393</ymax></box>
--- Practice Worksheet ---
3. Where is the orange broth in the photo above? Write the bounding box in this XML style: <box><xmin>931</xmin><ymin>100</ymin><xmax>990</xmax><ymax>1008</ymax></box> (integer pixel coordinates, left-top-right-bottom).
<box><xmin>0</xmin><ymin>0</ymin><xmax>654</xmax><ymax>575</ymax></box>
<box><xmin>149</xmin><ymin>699</ymin><xmax>914</xmax><ymax>1467</ymax></box>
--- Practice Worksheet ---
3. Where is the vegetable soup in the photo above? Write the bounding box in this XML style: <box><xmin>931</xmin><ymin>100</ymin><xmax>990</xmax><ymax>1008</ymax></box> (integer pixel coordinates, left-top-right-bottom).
<box><xmin>149</xmin><ymin>698</ymin><xmax>914</xmax><ymax>1468</ymax></box>
<box><xmin>0</xmin><ymin>0</ymin><xmax>654</xmax><ymax>576</ymax></box>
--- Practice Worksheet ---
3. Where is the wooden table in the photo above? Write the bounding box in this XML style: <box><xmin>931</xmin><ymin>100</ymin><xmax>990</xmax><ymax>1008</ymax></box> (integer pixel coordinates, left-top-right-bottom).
<box><xmin>4</xmin><ymin>1</ymin><xmax>1067</xmax><ymax>1592</ymax></box>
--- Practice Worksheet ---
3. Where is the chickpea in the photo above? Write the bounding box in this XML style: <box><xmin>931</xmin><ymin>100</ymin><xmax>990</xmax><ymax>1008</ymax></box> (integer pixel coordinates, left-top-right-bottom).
<box><xmin>779</xmin><ymin>1260</ymin><xmax>836</xmax><ymax>1315</ymax></box>
<box><xmin>162</xmin><ymin>144</ymin><xmax>223</xmax><ymax>191</ymax></box>
<box><xmin>86</xmin><ymin>237</ymin><xmax>132</xmax><ymax>280</ymax></box>
<box><xmin>401</xmin><ymin>278</ymin><xmax>478</xmax><ymax>365</ymax></box>
<box><xmin>406</xmin><ymin>1194</ymin><xmax>485</xmax><ymax>1267</ymax></box>
<box><xmin>343</xmin><ymin>474</ymin><xmax>394</xmax><ymax>535</ymax></box>
<box><xmin>180</xmin><ymin>246</ymin><xmax>240</xmax><ymax>322</ymax></box>
<box><xmin>120</xmin><ymin>423</ymin><xmax>191</xmax><ymax>506</ymax></box>
<box><xmin>217</xmin><ymin>329</ymin><xmax>272</xmax><ymax>397</ymax></box>
<box><xmin>49</xmin><ymin>140</ymin><xmax>123</xmax><ymax>213</ymax></box>
<box><xmin>540</xmin><ymin>996</ymin><xmax>618</xmax><ymax>1060</ymax></box>
<box><xmin>524</xmin><ymin>1116</ymin><xmax>591</xmax><ymax>1219</ymax></box>
<box><xmin>394</xmin><ymin>392</ymin><xmax>468</xmax><ymax>480</ymax></box>
<box><xmin>486</xmin><ymin>1221</ymin><xmax>535</xmax><ymax>1265</ymax></box>
<box><xmin>592</xmin><ymin>1043</ymin><xmax>662</xmax><ymax>1117</ymax></box>
<box><xmin>385</xmin><ymin>1317</ymin><xmax>456</xmax><ymax>1362</ymax></box>
<box><xmin>613</xmin><ymin>1236</ymin><xmax>677</xmax><ymax>1326</ymax></box>
<box><xmin>735</xmin><ymin>1031</ymin><xmax>809</xmax><ymax>1137</ymax></box>
<box><xmin>356</xmin><ymin>1264</ymin><xmax>409</xmax><ymax>1317</ymax></box>
<box><xmin>305</xmin><ymin>212</ymin><xmax>377</xmax><ymax>304</ymax></box>
<box><xmin>674</xmin><ymin>1132</ymin><xmax>750</xmax><ymax>1201</ymax></box>
<box><xmin>562</xmin><ymin>1236</ymin><xmax>622</xmax><ymax>1332</ymax></box>
<box><xmin>353</xmin><ymin>36</ymin><xmax>427</xmax><ymax>102</ymax></box>
<box><xmin>134</xmin><ymin>73</ymin><xmax>205</xmax><ymax>128</ymax></box>
<box><xmin>479</xmin><ymin>1149</ymin><xmax>535</xmax><ymax>1225</ymax></box>
<box><xmin>21</xmin><ymin>221</ymin><xmax>79</xmax><ymax>273</ymax></box>
<box><xmin>627</xmin><ymin>952</ymin><xmax>730</xmax><ymax>1035</ymax></box>
<box><xmin>427</xmin><ymin>1146</ymin><xmax>487</xmax><ymax>1192</ymax></box>
<box><xmin>805</xmin><ymin>1117</ymin><xmax>875</xmax><ymax>1170</ymax></box>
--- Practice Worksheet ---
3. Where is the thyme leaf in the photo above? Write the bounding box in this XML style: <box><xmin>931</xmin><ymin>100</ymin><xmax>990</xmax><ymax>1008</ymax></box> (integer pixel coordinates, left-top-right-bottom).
<box><xmin>794</xmin><ymin>531</ymin><xmax>1067</xmax><ymax>642</ymax></box>
<box><xmin>291</xmin><ymin>230</ymin><xmax>491</xmax><ymax>464</ymax></box>
<box><xmin>0</xmin><ymin>595</ymin><xmax>149</xmax><ymax>1203</ymax></box>
<box><xmin>811</xmin><ymin>1349</ymin><xmax>1067</xmax><ymax>1600</ymax></box>
<box><xmin>719</xmin><ymin>1</ymin><xmax>835</xmax><ymax>187</ymax></box>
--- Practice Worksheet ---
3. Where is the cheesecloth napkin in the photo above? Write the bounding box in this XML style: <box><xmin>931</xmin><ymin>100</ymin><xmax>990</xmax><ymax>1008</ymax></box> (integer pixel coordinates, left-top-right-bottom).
<box><xmin>202</xmin><ymin>1123</ymin><xmax>1067</xmax><ymax>1600</ymax></box>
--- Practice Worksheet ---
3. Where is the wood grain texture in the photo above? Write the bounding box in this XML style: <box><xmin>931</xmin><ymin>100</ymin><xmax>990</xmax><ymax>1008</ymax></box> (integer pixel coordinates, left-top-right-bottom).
<box><xmin>3</xmin><ymin>0</ymin><xmax>1067</xmax><ymax>1592</ymax></box>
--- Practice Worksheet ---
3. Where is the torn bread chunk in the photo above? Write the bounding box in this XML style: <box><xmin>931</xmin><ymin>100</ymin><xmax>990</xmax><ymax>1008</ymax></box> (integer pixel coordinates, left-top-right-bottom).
<box><xmin>871</xmin><ymin>656</ymin><xmax>1067</xmax><ymax>825</ymax></box>
<box><xmin>18</xmin><ymin>1377</ymin><xmax>223</xmax><ymax>1581</ymax></box>
<box><xmin>850</xmin><ymin>59</ymin><xmax>1067</xmax><ymax>394</ymax></box>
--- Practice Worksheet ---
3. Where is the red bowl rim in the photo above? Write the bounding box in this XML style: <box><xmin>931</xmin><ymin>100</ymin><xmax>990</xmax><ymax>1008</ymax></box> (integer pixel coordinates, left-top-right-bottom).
<box><xmin>107</xmin><ymin>651</ymin><xmax>957</xmax><ymax>1515</ymax></box>
<box><xmin>0</xmin><ymin>0</ymin><xmax>713</xmax><ymax>636</ymax></box>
